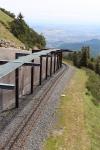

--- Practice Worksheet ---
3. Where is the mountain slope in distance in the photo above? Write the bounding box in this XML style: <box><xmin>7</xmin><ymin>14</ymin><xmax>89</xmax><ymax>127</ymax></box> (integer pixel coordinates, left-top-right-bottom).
<box><xmin>59</xmin><ymin>39</ymin><xmax>100</xmax><ymax>56</ymax></box>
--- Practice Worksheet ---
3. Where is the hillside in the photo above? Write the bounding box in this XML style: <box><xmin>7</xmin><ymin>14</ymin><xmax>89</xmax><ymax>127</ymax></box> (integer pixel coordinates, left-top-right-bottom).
<box><xmin>59</xmin><ymin>39</ymin><xmax>100</xmax><ymax>56</ymax></box>
<box><xmin>0</xmin><ymin>10</ymin><xmax>13</xmax><ymax>27</ymax></box>
<box><xmin>0</xmin><ymin>8</ymin><xmax>46</xmax><ymax>49</ymax></box>
<box><xmin>0</xmin><ymin>10</ymin><xmax>25</xmax><ymax>48</ymax></box>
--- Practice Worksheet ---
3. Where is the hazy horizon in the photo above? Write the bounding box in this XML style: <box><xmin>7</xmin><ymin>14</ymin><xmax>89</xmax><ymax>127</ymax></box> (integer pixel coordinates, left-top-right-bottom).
<box><xmin>1</xmin><ymin>0</ymin><xmax>100</xmax><ymax>49</ymax></box>
<box><xmin>1</xmin><ymin>0</ymin><xmax>100</xmax><ymax>26</ymax></box>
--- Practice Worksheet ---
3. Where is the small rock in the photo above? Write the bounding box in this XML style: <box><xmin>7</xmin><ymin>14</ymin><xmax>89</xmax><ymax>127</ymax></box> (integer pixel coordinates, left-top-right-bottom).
<box><xmin>61</xmin><ymin>94</ymin><xmax>66</xmax><ymax>97</ymax></box>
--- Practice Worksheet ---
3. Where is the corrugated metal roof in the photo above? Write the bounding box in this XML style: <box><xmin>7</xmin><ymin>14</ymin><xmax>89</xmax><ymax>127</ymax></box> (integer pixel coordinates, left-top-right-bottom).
<box><xmin>0</xmin><ymin>49</ymin><xmax>60</xmax><ymax>79</ymax></box>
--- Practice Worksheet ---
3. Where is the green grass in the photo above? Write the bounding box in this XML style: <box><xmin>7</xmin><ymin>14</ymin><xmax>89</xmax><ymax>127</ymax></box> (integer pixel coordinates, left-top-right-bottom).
<box><xmin>84</xmin><ymin>90</ymin><xmax>100</xmax><ymax>150</ymax></box>
<box><xmin>85</xmin><ymin>69</ymin><xmax>100</xmax><ymax>105</ymax></box>
<box><xmin>0</xmin><ymin>10</ymin><xmax>24</xmax><ymax>47</ymax></box>
<box><xmin>43</xmin><ymin>68</ymin><xmax>100</xmax><ymax>150</ymax></box>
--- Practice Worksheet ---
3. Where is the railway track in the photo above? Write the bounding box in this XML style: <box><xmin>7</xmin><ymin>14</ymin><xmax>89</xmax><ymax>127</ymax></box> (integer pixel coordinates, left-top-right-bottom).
<box><xmin>1</xmin><ymin>64</ymin><xmax>68</xmax><ymax>150</ymax></box>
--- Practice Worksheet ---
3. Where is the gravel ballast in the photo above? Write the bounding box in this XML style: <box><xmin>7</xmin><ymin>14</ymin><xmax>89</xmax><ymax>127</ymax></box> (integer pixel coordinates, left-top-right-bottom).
<box><xmin>11</xmin><ymin>65</ymin><xmax>75</xmax><ymax>150</ymax></box>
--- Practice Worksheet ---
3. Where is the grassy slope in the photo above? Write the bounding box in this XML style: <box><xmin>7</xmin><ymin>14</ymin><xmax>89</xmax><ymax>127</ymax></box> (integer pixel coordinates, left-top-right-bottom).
<box><xmin>0</xmin><ymin>10</ymin><xmax>24</xmax><ymax>47</ymax></box>
<box><xmin>0</xmin><ymin>10</ymin><xmax>13</xmax><ymax>27</ymax></box>
<box><xmin>43</xmin><ymin>68</ymin><xmax>100</xmax><ymax>150</ymax></box>
<box><xmin>85</xmin><ymin>90</ymin><xmax>100</xmax><ymax>149</ymax></box>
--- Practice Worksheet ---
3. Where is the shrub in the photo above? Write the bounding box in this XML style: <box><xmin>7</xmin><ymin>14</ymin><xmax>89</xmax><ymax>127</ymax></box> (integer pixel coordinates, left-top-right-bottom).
<box><xmin>10</xmin><ymin>13</ymin><xmax>46</xmax><ymax>49</ymax></box>
<box><xmin>86</xmin><ymin>69</ymin><xmax>100</xmax><ymax>104</ymax></box>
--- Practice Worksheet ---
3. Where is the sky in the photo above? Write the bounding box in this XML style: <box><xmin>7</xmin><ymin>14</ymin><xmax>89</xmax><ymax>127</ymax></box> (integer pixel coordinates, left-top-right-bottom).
<box><xmin>0</xmin><ymin>0</ymin><xmax>100</xmax><ymax>25</ymax></box>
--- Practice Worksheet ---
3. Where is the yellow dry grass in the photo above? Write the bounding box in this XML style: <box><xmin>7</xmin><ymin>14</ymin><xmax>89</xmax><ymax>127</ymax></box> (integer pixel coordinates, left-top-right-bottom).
<box><xmin>0</xmin><ymin>10</ymin><xmax>13</xmax><ymax>27</ymax></box>
<box><xmin>0</xmin><ymin>23</ymin><xmax>24</xmax><ymax>47</ymax></box>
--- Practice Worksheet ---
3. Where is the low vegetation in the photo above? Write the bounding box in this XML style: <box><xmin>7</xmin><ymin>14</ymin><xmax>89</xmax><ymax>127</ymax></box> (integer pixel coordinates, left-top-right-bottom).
<box><xmin>86</xmin><ymin>69</ymin><xmax>100</xmax><ymax>105</ymax></box>
<box><xmin>43</xmin><ymin>68</ymin><xmax>100</xmax><ymax>150</ymax></box>
<box><xmin>64</xmin><ymin>47</ymin><xmax>100</xmax><ymax>104</ymax></box>
<box><xmin>65</xmin><ymin>47</ymin><xmax>100</xmax><ymax>75</ymax></box>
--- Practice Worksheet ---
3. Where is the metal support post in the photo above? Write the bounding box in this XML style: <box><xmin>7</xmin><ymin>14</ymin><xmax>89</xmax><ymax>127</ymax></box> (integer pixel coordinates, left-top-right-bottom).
<box><xmin>46</xmin><ymin>55</ymin><xmax>48</xmax><ymax>79</ymax></box>
<box><xmin>50</xmin><ymin>54</ymin><xmax>52</xmax><ymax>76</ymax></box>
<box><xmin>15</xmin><ymin>67</ymin><xmax>19</xmax><ymax>108</ymax></box>
<box><xmin>56</xmin><ymin>52</ymin><xmax>59</xmax><ymax>71</ymax></box>
<box><xmin>39</xmin><ymin>56</ymin><xmax>42</xmax><ymax>85</ymax></box>
<box><xmin>61</xmin><ymin>51</ymin><xmax>63</xmax><ymax>67</ymax></box>
<box><xmin>54</xmin><ymin>53</ymin><xmax>56</xmax><ymax>73</ymax></box>
<box><xmin>30</xmin><ymin>59</ymin><xmax>34</xmax><ymax>94</ymax></box>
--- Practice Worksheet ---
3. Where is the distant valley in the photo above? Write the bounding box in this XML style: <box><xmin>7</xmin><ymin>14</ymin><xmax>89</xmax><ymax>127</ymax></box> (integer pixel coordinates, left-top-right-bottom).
<box><xmin>59</xmin><ymin>39</ymin><xmax>100</xmax><ymax>56</ymax></box>
<box><xmin>32</xmin><ymin>24</ymin><xmax>100</xmax><ymax>56</ymax></box>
